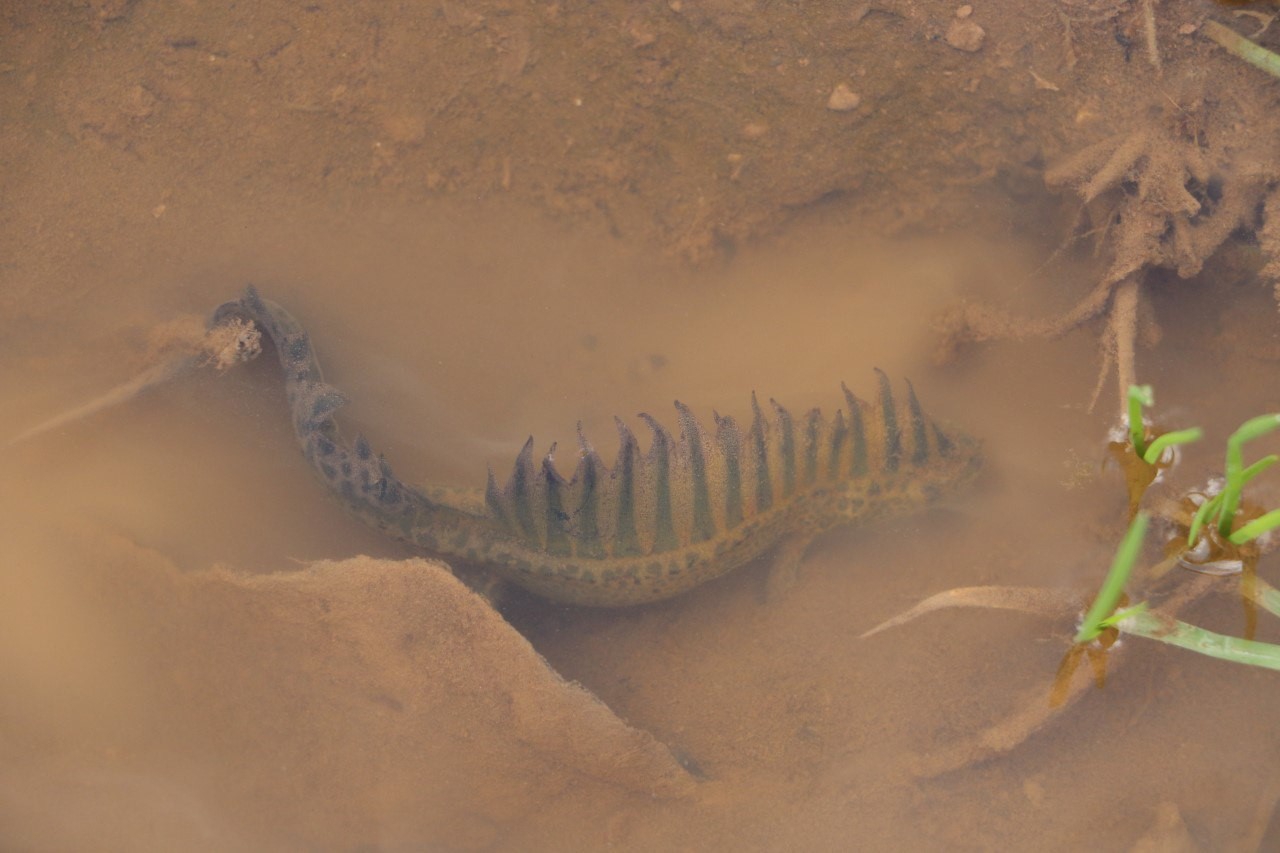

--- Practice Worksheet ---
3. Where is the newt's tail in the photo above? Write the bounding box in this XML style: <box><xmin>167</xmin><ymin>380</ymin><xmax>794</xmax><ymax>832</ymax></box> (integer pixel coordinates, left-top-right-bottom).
<box><xmin>210</xmin><ymin>286</ymin><xmax>481</xmax><ymax>547</ymax></box>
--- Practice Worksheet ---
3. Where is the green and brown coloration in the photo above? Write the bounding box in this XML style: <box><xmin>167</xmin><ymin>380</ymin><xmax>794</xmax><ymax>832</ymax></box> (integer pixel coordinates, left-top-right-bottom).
<box><xmin>212</xmin><ymin>286</ymin><xmax>982</xmax><ymax>607</ymax></box>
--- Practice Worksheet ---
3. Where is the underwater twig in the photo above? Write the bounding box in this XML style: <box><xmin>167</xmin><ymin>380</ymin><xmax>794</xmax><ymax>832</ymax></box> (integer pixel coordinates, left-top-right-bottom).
<box><xmin>1202</xmin><ymin>19</ymin><xmax>1280</xmax><ymax>80</ymax></box>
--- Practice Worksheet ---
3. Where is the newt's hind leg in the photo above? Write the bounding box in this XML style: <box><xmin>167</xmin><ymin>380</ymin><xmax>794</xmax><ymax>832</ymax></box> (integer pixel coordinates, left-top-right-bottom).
<box><xmin>760</xmin><ymin>532</ymin><xmax>815</xmax><ymax>603</ymax></box>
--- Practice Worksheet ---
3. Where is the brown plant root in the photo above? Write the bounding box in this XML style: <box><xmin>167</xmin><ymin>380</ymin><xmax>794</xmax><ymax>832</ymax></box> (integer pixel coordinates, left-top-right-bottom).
<box><xmin>897</xmin><ymin>477</ymin><xmax>1280</xmax><ymax>777</ymax></box>
<box><xmin>936</xmin><ymin>271</ymin><xmax>1158</xmax><ymax>413</ymax></box>
<box><xmin>7</xmin><ymin>316</ymin><xmax>261</xmax><ymax>446</ymax></box>
<box><xmin>1264</xmin><ymin>191</ymin><xmax>1280</xmax><ymax>309</ymax></box>
<box><xmin>939</xmin><ymin>79</ymin><xmax>1276</xmax><ymax>413</ymax></box>
<box><xmin>860</xmin><ymin>586</ymin><xmax>1082</xmax><ymax>639</ymax></box>
<box><xmin>870</xmin><ymin>573</ymin><xmax>1216</xmax><ymax>779</ymax></box>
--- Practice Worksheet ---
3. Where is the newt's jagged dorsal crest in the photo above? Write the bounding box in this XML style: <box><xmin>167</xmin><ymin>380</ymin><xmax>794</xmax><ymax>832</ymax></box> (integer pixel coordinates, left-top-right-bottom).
<box><xmin>212</xmin><ymin>286</ymin><xmax>981</xmax><ymax>607</ymax></box>
<box><xmin>483</xmin><ymin>370</ymin><xmax>981</xmax><ymax>563</ymax></box>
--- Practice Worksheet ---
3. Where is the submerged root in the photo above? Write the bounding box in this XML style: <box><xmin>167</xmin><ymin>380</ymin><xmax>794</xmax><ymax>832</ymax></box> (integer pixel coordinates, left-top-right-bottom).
<box><xmin>7</xmin><ymin>316</ymin><xmax>261</xmax><ymax>446</ymax></box>
<box><xmin>937</xmin><ymin>271</ymin><xmax>1152</xmax><ymax>415</ymax></box>
<box><xmin>1093</xmin><ymin>275</ymin><xmax>1140</xmax><ymax>413</ymax></box>
<box><xmin>934</xmin><ymin>277</ymin><xmax>1115</xmax><ymax>363</ymax></box>
<box><xmin>870</xmin><ymin>571</ymin><xmax>1218</xmax><ymax>778</ymax></box>
<box><xmin>910</xmin><ymin>639</ymin><xmax>1106</xmax><ymax>778</ymax></box>
<box><xmin>860</xmin><ymin>586</ymin><xmax>1080</xmax><ymax>639</ymax></box>
<box><xmin>1264</xmin><ymin>190</ymin><xmax>1280</xmax><ymax>309</ymax></box>
<box><xmin>941</xmin><ymin>77</ymin><xmax>1273</xmax><ymax>414</ymax></box>
<box><xmin>862</xmin><ymin>583</ymin><xmax>1091</xmax><ymax>777</ymax></box>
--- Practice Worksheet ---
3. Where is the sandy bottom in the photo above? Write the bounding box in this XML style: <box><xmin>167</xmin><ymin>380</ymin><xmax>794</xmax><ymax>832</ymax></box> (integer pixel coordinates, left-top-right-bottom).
<box><xmin>4</xmin><ymin>198</ymin><xmax>1280</xmax><ymax>850</ymax></box>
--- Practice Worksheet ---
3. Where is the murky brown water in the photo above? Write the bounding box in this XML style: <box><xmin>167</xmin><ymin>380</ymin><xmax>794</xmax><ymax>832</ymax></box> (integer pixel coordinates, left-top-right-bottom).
<box><xmin>6</xmin><ymin>2</ymin><xmax>1280</xmax><ymax>850</ymax></box>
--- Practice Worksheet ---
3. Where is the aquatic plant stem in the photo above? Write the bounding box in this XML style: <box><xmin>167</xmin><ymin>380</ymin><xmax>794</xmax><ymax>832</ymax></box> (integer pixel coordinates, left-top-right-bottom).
<box><xmin>1230</xmin><ymin>509</ymin><xmax>1280</xmax><ymax>545</ymax></box>
<box><xmin>1111</xmin><ymin>278</ymin><xmax>1140</xmax><ymax>417</ymax></box>
<box><xmin>1203</xmin><ymin>19</ymin><xmax>1280</xmax><ymax>81</ymax></box>
<box><xmin>1116</xmin><ymin>609</ymin><xmax>1280</xmax><ymax>670</ymax></box>
<box><xmin>1219</xmin><ymin>416</ymin><xmax>1280</xmax><ymax>537</ymax></box>
<box><xmin>1076</xmin><ymin>512</ymin><xmax>1148</xmax><ymax>644</ymax></box>
<box><xmin>1143</xmin><ymin>427</ymin><xmax>1202</xmax><ymax>466</ymax></box>
<box><xmin>1244</xmin><ymin>577</ymin><xmax>1280</xmax><ymax>619</ymax></box>
<box><xmin>1128</xmin><ymin>384</ymin><xmax>1153</xmax><ymax>457</ymax></box>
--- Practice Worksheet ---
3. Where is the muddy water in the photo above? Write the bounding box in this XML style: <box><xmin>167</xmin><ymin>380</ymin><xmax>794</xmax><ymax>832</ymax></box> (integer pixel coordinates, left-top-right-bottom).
<box><xmin>5</xmin><ymin>192</ymin><xmax>1280</xmax><ymax>850</ymax></box>
<box><xmin>6</xmin><ymin>3</ymin><xmax>1280</xmax><ymax>849</ymax></box>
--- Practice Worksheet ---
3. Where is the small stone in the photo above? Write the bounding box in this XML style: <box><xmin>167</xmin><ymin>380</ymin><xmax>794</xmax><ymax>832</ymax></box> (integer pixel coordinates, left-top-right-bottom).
<box><xmin>1178</xmin><ymin>22</ymin><xmax>1198</xmax><ymax>35</ymax></box>
<box><xmin>741</xmin><ymin>121</ymin><xmax>769</xmax><ymax>140</ymax></box>
<box><xmin>121</xmin><ymin>84</ymin><xmax>157</xmax><ymax>119</ymax></box>
<box><xmin>826</xmin><ymin>83</ymin><xmax>861</xmax><ymax>112</ymax></box>
<box><xmin>956</xmin><ymin>4</ymin><xmax>973</xmax><ymax>18</ymax></box>
<box><xmin>945</xmin><ymin>18</ymin><xmax>985</xmax><ymax>52</ymax></box>
<box><xmin>379</xmin><ymin>110</ymin><xmax>426</xmax><ymax>145</ymax></box>
<box><xmin>626</xmin><ymin>18</ymin><xmax>656</xmax><ymax>47</ymax></box>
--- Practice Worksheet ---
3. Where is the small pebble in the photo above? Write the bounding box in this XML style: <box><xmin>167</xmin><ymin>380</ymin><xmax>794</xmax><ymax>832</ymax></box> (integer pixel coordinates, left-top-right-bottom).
<box><xmin>826</xmin><ymin>83</ymin><xmax>861</xmax><ymax>112</ymax></box>
<box><xmin>1178</xmin><ymin>22</ymin><xmax>1198</xmax><ymax>35</ymax></box>
<box><xmin>741</xmin><ymin>121</ymin><xmax>769</xmax><ymax>140</ymax></box>
<box><xmin>379</xmin><ymin>111</ymin><xmax>427</xmax><ymax>145</ymax></box>
<box><xmin>945</xmin><ymin>19</ymin><xmax>985</xmax><ymax>52</ymax></box>
<box><xmin>956</xmin><ymin>4</ymin><xmax>973</xmax><ymax>18</ymax></box>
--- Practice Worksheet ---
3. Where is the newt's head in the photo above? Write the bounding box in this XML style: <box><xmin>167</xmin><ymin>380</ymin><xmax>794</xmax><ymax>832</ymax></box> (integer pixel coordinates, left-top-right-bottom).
<box><xmin>909</xmin><ymin>420</ymin><xmax>983</xmax><ymax>505</ymax></box>
<box><xmin>834</xmin><ymin>375</ymin><xmax>983</xmax><ymax>522</ymax></box>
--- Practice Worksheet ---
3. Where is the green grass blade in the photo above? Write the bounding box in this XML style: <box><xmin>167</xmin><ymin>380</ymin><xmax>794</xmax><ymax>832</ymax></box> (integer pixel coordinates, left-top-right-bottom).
<box><xmin>1076</xmin><ymin>512</ymin><xmax>1148</xmax><ymax>644</ymax></box>
<box><xmin>1117</xmin><ymin>609</ymin><xmax>1280</xmax><ymax>670</ymax></box>
<box><xmin>1099</xmin><ymin>601</ymin><xmax>1148</xmax><ymax>629</ymax></box>
<box><xmin>1190</xmin><ymin>458</ymin><xmax>1275</xmax><ymax>546</ymax></box>
<box><xmin>1228</xmin><ymin>509</ymin><xmax>1280</xmax><ymax>545</ymax></box>
<box><xmin>1244</xmin><ymin>578</ymin><xmax>1280</xmax><ymax>619</ymax></box>
<box><xmin>1128</xmin><ymin>385</ymin><xmax>1153</xmax><ymax>457</ymax></box>
<box><xmin>1203</xmin><ymin>19</ymin><xmax>1280</xmax><ymax>80</ymax></box>
<box><xmin>1141</xmin><ymin>427</ymin><xmax>1203</xmax><ymax>466</ymax></box>
<box><xmin>1218</xmin><ymin>415</ymin><xmax>1280</xmax><ymax>537</ymax></box>
<box><xmin>1188</xmin><ymin>492</ymin><xmax>1223</xmax><ymax>547</ymax></box>
<box><xmin>1233</xmin><ymin>414</ymin><xmax>1280</xmax><ymax>446</ymax></box>
<box><xmin>1241</xmin><ymin>455</ymin><xmax>1279</xmax><ymax>485</ymax></box>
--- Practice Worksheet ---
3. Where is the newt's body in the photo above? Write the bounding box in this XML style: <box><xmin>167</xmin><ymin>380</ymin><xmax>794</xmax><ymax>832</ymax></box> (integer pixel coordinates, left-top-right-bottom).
<box><xmin>213</xmin><ymin>287</ymin><xmax>982</xmax><ymax>607</ymax></box>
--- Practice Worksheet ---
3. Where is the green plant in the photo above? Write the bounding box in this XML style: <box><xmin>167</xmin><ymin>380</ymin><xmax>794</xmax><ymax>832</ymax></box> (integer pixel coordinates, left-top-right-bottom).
<box><xmin>1072</xmin><ymin>512</ymin><xmax>1280</xmax><ymax>669</ymax></box>
<box><xmin>857</xmin><ymin>384</ymin><xmax>1280</xmax><ymax>768</ymax></box>
<box><xmin>1126</xmin><ymin>384</ymin><xmax>1204</xmax><ymax>465</ymax></box>
<box><xmin>1075</xmin><ymin>512</ymin><xmax>1148</xmax><ymax>644</ymax></box>
<box><xmin>1203</xmin><ymin>19</ymin><xmax>1280</xmax><ymax>82</ymax></box>
<box><xmin>1185</xmin><ymin>414</ymin><xmax>1280</xmax><ymax>546</ymax></box>
<box><xmin>1075</xmin><ymin>405</ymin><xmax>1280</xmax><ymax>670</ymax></box>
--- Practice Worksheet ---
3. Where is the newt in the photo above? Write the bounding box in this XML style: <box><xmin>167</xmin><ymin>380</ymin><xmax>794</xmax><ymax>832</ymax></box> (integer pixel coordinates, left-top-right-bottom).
<box><xmin>211</xmin><ymin>286</ymin><xmax>982</xmax><ymax>607</ymax></box>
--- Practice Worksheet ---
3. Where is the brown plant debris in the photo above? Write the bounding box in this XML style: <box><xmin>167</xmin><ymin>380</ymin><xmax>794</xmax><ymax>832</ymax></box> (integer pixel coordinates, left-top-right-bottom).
<box><xmin>7</xmin><ymin>318</ymin><xmax>261</xmax><ymax>447</ymax></box>
<box><xmin>938</xmin><ymin>77</ymin><xmax>1280</xmax><ymax>414</ymax></box>
<box><xmin>872</xmin><ymin>570</ymin><xmax>1217</xmax><ymax>778</ymax></box>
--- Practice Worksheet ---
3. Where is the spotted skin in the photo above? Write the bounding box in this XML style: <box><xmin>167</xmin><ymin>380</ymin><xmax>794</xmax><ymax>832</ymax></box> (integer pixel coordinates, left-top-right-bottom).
<box><xmin>211</xmin><ymin>286</ymin><xmax>983</xmax><ymax>607</ymax></box>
